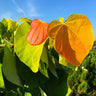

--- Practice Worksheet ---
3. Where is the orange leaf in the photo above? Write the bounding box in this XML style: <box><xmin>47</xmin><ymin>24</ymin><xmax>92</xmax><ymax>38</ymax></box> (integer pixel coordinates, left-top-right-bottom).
<box><xmin>47</xmin><ymin>14</ymin><xmax>95</xmax><ymax>66</ymax></box>
<box><xmin>27</xmin><ymin>19</ymin><xmax>48</xmax><ymax>45</ymax></box>
<box><xmin>47</xmin><ymin>20</ymin><xmax>62</xmax><ymax>40</ymax></box>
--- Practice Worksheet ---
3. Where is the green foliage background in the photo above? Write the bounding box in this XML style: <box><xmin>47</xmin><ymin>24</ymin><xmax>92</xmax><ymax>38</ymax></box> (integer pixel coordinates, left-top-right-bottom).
<box><xmin>68</xmin><ymin>49</ymin><xmax>96</xmax><ymax>96</ymax></box>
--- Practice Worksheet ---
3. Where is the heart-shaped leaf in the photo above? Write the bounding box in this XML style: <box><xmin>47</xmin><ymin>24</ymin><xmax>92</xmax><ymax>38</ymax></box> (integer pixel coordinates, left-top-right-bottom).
<box><xmin>14</xmin><ymin>22</ymin><xmax>45</xmax><ymax>72</ymax></box>
<box><xmin>26</xmin><ymin>19</ymin><xmax>48</xmax><ymax>45</ymax></box>
<box><xmin>47</xmin><ymin>14</ymin><xmax>95</xmax><ymax>66</ymax></box>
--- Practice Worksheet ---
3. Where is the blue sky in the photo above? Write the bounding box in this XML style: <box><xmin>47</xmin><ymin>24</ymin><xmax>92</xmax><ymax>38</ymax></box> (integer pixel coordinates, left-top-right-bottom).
<box><xmin>0</xmin><ymin>0</ymin><xmax>96</xmax><ymax>39</ymax></box>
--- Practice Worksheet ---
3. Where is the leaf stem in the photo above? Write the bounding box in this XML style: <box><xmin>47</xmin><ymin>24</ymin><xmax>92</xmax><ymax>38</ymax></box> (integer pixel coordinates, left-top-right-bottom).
<box><xmin>0</xmin><ymin>44</ymin><xmax>5</xmax><ymax>47</ymax></box>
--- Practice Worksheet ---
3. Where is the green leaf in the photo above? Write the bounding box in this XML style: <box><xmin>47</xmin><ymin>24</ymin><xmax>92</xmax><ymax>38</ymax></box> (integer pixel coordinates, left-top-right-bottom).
<box><xmin>39</xmin><ymin>60</ymin><xmax>49</xmax><ymax>78</ymax></box>
<box><xmin>77</xmin><ymin>81</ymin><xmax>88</xmax><ymax>94</ymax></box>
<box><xmin>66</xmin><ymin>86</ymin><xmax>72</xmax><ymax>96</ymax></box>
<box><xmin>59</xmin><ymin>55</ymin><xmax>75</xmax><ymax>69</ymax></box>
<box><xmin>2</xmin><ymin>18</ymin><xmax>18</xmax><ymax>33</ymax></box>
<box><xmin>48</xmin><ymin>55</ymin><xmax>58</xmax><ymax>78</ymax></box>
<box><xmin>0</xmin><ymin>64</ymin><xmax>4</xmax><ymax>88</ymax></box>
<box><xmin>16</xmin><ymin>55</ymin><xmax>48</xmax><ymax>93</ymax></box>
<box><xmin>40</xmin><ymin>87</ymin><xmax>47</xmax><ymax>96</ymax></box>
<box><xmin>49</xmin><ymin>47</ymin><xmax>59</xmax><ymax>61</ymax></box>
<box><xmin>17</xmin><ymin>88</ymin><xmax>23</xmax><ymax>96</ymax></box>
<box><xmin>7</xmin><ymin>19</ymin><xmax>18</xmax><ymax>33</ymax></box>
<box><xmin>2</xmin><ymin>18</ymin><xmax>8</xmax><ymax>32</ymax></box>
<box><xmin>19</xmin><ymin>17</ymin><xmax>32</xmax><ymax>24</ymax></box>
<box><xmin>4</xmin><ymin>90</ymin><xmax>17</xmax><ymax>96</ymax></box>
<box><xmin>1</xmin><ymin>18</ymin><xmax>18</xmax><ymax>42</ymax></box>
<box><xmin>24</xmin><ymin>92</ymin><xmax>32</xmax><ymax>96</ymax></box>
<box><xmin>41</xmin><ymin>45</ymin><xmax>48</xmax><ymax>67</ymax></box>
<box><xmin>31</xmin><ymin>87</ymin><xmax>41</xmax><ymax>96</ymax></box>
<box><xmin>16</xmin><ymin>56</ymin><xmax>39</xmax><ymax>88</ymax></box>
<box><xmin>0</xmin><ymin>22</ymin><xmax>6</xmax><ymax>36</ymax></box>
<box><xmin>42</xmin><ymin>69</ymin><xmax>68</xmax><ymax>96</ymax></box>
<box><xmin>0</xmin><ymin>47</ymin><xmax>4</xmax><ymax>63</ymax></box>
<box><xmin>2</xmin><ymin>41</ymin><xmax>22</xmax><ymax>86</ymax></box>
<box><xmin>14</xmin><ymin>22</ymin><xmax>45</xmax><ymax>72</ymax></box>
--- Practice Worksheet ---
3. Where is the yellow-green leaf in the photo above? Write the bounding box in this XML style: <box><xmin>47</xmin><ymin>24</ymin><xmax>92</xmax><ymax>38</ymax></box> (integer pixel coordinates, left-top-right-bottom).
<box><xmin>19</xmin><ymin>17</ymin><xmax>32</xmax><ymax>24</ymax></box>
<box><xmin>14</xmin><ymin>22</ymin><xmax>44</xmax><ymax>72</ymax></box>
<box><xmin>7</xmin><ymin>19</ymin><xmax>18</xmax><ymax>32</ymax></box>
<box><xmin>59</xmin><ymin>55</ymin><xmax>75</xmax><ymax>69</ymax></box>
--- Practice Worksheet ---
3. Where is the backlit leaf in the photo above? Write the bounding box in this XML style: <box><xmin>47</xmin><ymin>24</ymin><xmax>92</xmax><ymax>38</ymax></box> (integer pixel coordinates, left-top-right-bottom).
<box><xmin>47</xmin><ymin>14</ymin><xmax>95</xmax><ymax>66</ymax></box>
<box><xmin>1</xmin><ymin>18</ymin><xmax>18</xmax><ymax>42</ymax></box>
<box><xmin>14</xmin><ymin>22</ymin><xmax>45</xmax><ymax>72</ymax></box>
<box><xmin>19</xmin><ymin>17</ymin><xmax>32</xmax><ymax>24</ymax></box>
<box><xmin>59</xmin><ymin>55</ymin><xmax>75</xmax><ymax>69</ymax></box>
<box><xmin>66</xmin><ymin>86</ymin><xmax>72</xmax><ymax>96</ymax></box>
<box><xmin>40</xmin><ymin>87</ymin><xmax>47</xmax><ymax>96</ymax></box>
<box><xmin>26</xmin><ymin>19</ymin><xmax>48</xmax><ymax>45</ymax></box>
<box><xmin>7</xmin><ymin>19</ymin><xmax>18</xmax><ymax>33</ymax></box>
<box><xmin>2</xmin><ymin>18</ymin><xmax>18</xmax><ymax>33</ymax></box>
<box><xmin>24</xmin><ymin>92</ymin><xmax>32</xmax><ymax>96</ymax></box>
<box><xmin>47</xmin><ymin>20</ymin><xmax>62</xmax><ymax>40</ymax></box>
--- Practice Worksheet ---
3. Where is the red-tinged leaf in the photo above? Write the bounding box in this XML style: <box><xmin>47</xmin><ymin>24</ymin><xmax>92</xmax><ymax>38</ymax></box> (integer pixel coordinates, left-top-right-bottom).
<box><xmin>26</xmin><ymin>19</ymin><xmax>48</xmax><ymax>45</ymax></box>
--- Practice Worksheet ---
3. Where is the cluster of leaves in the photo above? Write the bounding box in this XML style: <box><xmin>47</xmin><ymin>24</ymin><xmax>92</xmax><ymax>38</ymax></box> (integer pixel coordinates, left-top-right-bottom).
<box><xmin>0</xmin><ymin>18</ymin><xmax>69</xmax><ymax>96</ymax></box>
<box><xmin>0</xmin><ymin>18</ymin><xmax>18</xmax><ymax>44</ymax></box>
<box><xmin>0</xmin><ymin>14</ymin><xmax>95</xmax><ymax>96</ymax></box>
<box><xmin>68</xmin><ymin>49</ymin><xmax>96</xmax><ymax>96</ymax></box>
